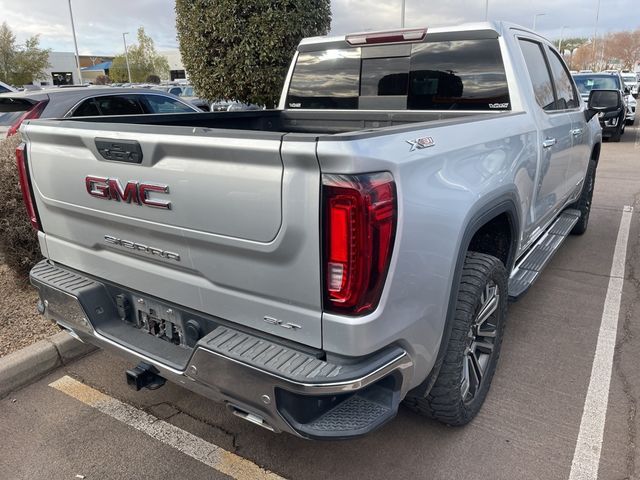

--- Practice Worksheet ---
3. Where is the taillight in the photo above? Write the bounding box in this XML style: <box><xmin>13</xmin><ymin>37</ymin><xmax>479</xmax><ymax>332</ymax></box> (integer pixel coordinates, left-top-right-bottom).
<box><xmin>7</xmin><ymin>100</ymin><xmax>48</xmax><ymax>137</ymax></box>
<box><xmin>15</xmin><ymin>143</ymin><xmax>41</xmax><ymax>231</ymax></box>
<box><xmin>322</xmin><ymin>172</ymin><xmax>397</xmax><ymax>315</ymax></box>
<box><xmin>346</xmin><ymin>28</ymin><xmax>427</xmax><ymax>46</ymax></box>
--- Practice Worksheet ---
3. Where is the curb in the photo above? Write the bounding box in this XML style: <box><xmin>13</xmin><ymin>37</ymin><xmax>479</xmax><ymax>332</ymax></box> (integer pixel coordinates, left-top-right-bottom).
<box><xmin>0</xmin><ymin>331</ymin><xmax>97</xmax><ymax>398</ymax></box>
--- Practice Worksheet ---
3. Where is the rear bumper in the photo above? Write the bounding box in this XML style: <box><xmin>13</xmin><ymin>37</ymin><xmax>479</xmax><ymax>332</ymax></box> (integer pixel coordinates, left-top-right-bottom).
<box><xmin>30</xmin><ymin>260</ymin><xmax>414</xmax><ymax>439</ymax></box>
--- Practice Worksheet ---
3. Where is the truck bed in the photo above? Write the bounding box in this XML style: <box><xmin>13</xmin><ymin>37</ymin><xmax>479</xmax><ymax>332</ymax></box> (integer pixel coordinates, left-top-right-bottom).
<box><xmin>59</xmin><ymin>109</ymin><xmax>500</xmax><ymax>135</ymax></box>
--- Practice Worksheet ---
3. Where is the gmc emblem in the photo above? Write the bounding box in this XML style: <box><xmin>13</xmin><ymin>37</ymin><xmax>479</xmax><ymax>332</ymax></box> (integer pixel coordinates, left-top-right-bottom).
<box><xmin>85</xmin><ymin>176</ymin><xmax>171</xmax><ymax>210</ymax></box>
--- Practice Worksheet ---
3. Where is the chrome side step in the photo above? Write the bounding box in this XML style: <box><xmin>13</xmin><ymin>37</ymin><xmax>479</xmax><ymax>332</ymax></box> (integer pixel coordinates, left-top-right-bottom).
<box><xmin>508</xmin><ymin>209</ymin><xmax>581</xmax><ymax>299</ymax></box>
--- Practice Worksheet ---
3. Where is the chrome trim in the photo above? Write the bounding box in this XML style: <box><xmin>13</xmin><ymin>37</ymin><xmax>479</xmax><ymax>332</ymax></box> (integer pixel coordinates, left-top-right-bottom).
<box><xmin>192</xmin><ymin>345</ymin><xmax>412</xmax><ymax>394</ymax></box>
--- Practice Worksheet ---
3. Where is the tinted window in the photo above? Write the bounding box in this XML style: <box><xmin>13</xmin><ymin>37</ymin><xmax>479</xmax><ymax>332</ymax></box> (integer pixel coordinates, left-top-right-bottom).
<box><xmin>287</xmin><ymin>49</ymin><xmax>360</xmax><ymax>109</ymax></box>
<box><xmin>93</xmin><ymin>95</ymin><xmax>144</xmax><ymax>115</ymax></box>
<box><xmin>519</xmin><ymin>40</ymin><xmax>555</xmax><ymax>111</ymax></box>
<box><xmin>361</xmin><ymin>57</ymin><xmax>409</xmax><ymax>96</ymax></box>
<box><xmin>73</xmin><ymin>98</ymin><xmax>100</xmax><ymax>116</ymax></box>
<box><xmin>169</xmin><ymin>87</ymin><xmax>182</xmax><ymax>96</ymax></box>
<box><xmin>142</xmin><ymin>95</ymin><xmax>196</xmax><ymax>113</ymax></box>
<box><xmin>0</xmin><ymin>98</ymin><xmax>33</xmax><ymax>125</ymax></box>
<box><xmin>408</xmin><ymin>39</ymin><xmax>510</xmax><ymax>110</ymax></box>
<box><xmin>0</xmin><ymin>85</ymin><xmax>10</xmax><ymax>93</ymax></box>
<box><xmin>546</xmin><ymin>47</ymin><xmax>579</xmax><ymax>109</ymax></box>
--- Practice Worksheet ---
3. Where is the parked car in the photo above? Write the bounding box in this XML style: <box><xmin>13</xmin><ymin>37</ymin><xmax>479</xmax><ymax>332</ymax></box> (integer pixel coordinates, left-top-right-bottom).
<box><xmin>0</xmin><ymin>87</ymin><xmax>200</xmax><ymax>137</ymax></box>
<box><xmin>22</xmin><ymin>22</ymin><xmax>612</xmax><ymax>439</ymax></box>
<box><xmin>626</xmin><ymin>94</ymin><xmax>636</xmax><ymax>125</ymax></box>
<box><xmin>572</xmin><ymin>72</ymin><xmax>628</xmax><ymax>141</ymax></box>
<box><xmin>0</xmin><ymin>80</ymin><xmax>16</xmax><ymax>93</ymax></box>
<box><xmin>621</xmin><ymin>72</ymin><xmax>639</xmax><ymax>98</ymax></box>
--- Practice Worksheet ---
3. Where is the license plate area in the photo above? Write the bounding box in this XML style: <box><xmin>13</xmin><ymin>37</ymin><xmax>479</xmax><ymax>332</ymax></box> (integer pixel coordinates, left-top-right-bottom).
<box><xmin>111</xmin><ymin>291</ymin><xmax>214</xmax><ymax>349</ymax></box>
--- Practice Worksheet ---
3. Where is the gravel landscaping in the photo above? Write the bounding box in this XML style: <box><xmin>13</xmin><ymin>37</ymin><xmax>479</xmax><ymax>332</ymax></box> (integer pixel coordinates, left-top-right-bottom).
<box><xmin>0</xmin><ymin>263</ymin><xmax>58</xmax><ymax>357</ymax></box>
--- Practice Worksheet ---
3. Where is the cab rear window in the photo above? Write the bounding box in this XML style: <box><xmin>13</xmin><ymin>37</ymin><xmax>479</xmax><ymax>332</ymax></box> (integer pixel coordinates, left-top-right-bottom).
<box><xmin>286</xmin><ymin>37</ymin><xmax>510</xmax><ymax>111</ymax></box>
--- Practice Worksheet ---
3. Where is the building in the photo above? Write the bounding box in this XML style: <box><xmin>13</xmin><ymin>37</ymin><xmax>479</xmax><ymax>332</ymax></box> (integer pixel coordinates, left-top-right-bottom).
<box><xmin>159</xmin><ymin>50</ymin><xmax>187</xmax><ymax>81</ymax></box>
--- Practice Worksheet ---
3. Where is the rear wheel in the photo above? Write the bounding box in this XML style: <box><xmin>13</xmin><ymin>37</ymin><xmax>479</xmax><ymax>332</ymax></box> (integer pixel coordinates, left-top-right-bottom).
<box><xmin>570</xmin><ymin>159</ymin><xmax>597</xmax><ymax>235</ymax></box>
<box><xmin>404</xmin><ymin>252</ymin><xmax>508</xmax><ymax>425</ymax></box>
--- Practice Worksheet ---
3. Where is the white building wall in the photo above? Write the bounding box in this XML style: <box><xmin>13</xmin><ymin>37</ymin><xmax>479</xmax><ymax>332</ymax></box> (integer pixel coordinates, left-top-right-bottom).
<box><xmin>38</xmin><ymin>52</ymin><xmax>81</xmax><ymax>85</ymax></box>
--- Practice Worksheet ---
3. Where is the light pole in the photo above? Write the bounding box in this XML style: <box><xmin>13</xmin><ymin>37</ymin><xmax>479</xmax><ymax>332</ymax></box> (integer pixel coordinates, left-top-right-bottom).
<box><xmin>400</xmin><ymin>0</ymin><xmax>405</xmax><ymax>28</ymax></box>
<box><xmin>67</xmin><ymin>0</ymin><xmax>83</xmax><ymax>85</ymax></box>
<box><xmin>533</xmin><ymin>13</ymin><xmax>546</xmax><ymax>31</ymax></box>
<box><xmin>592</xmin><ymin>0</ymin><xmax>601</xmax><ymax>69</ymax></box>
<box><xmin>484</xmin><ymin>0</ymin><xmax>489</xmax><ymax>21</ymax></box>
<box><xmin>122</xmin><ymin>32</ymin><xmax>132</xmax><ymax>84</ymax></box>
<box><xmin>558</xmin><ymin>26</ymin><xmax>568</xmax><ymax>53</ymax></box>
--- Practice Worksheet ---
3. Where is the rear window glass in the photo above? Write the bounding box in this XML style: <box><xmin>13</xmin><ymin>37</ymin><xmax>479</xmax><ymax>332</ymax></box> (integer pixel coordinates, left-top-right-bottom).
<box><xmin>573</xmin><ymin>75</ymin><xmax>620</xmax><ymax>94</ymax></box>
<box><xmin>286</xmin><ymin>49</ymin><xmax>360</xmax><ymax>109</ymax></box>
<box><xmin>93</xmin><ymin>95</ymin><xmax>144</xmax><ymax>115</ymax></box>
<box><xmin>0</xmin><ymin>85</ymin><xmax>11</xmax><ymax>93</ymax></box>
<box><xmin>0</xmin><ymin>98</ymin><xmax>33</xmax><ymax>126</ymax></box>
<box><xmin>286</xmin><ymin>38</ymin><xmax>509</xmax><ymax>111</ymax></box>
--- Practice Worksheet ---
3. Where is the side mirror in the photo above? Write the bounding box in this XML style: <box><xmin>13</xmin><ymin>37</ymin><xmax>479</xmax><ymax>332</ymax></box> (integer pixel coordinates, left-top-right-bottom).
<box><xmin>624</xmin><ymin>86</ymin><xmax>631</xmax><ymax>95</ymax></box>
<box><xmin>585</xmin><ymin>89</ymin><xmax>621</xmax><ymax>121</ymax></box>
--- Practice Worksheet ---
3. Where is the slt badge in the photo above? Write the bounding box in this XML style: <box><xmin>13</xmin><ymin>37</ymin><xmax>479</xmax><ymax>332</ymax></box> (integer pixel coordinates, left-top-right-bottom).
<box><xmin>406</xmin><ymin>136</ymin><xmax>435</xmax><ymax>151</ymax></box>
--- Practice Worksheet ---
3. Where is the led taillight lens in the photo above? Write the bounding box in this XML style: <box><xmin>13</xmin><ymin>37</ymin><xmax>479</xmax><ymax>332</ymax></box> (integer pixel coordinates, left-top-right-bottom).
<box><xmin>15</xmin><ymin>143</ymin><xmax>41</xmax><ymax>231</ymax></box>
<box><xmin>7</xmin><ymin>100</ymin><xmax>48</xmax><ymax>137</ymax></box>
<box><xmin>322</xmin><ymin>172</ymin><xmax>397</xmax><ymax>315</ymax></box>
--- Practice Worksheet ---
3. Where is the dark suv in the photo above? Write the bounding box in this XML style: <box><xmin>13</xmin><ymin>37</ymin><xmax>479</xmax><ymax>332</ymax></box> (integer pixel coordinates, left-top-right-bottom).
<box><xmin>572</xmin><ymin>73</ymin><xmax>628</xmax><ymax>141</ymax></box>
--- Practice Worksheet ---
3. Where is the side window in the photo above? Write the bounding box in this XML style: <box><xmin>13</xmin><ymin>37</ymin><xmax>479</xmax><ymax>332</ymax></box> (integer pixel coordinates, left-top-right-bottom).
<box><xmin>169</xmin><ymin>87</ymin><xmax>182</xmax><ymax>96</ymax></box>
<box><xmin>519</xmin><ymin>39</ymin><xmax>555</xmax><ymax>111</ymax></box>
<box><xmin>72</xmin><ymin>98</ymin><xmax>101</xmax><ymax>116</ymax></box>
<box><xmin>92</xmin><ymin>95</ymin><xmax>144</xmax><ymax>115</ymax></box>
<box><xmin>141</xmin><ymin>95</ymin><xmax>196</xmax><ymax>114</ymax></box>
<box><xmin>546</xmin><ymin>47</ymin><xmax>579</xmax><ymax>109</ymax></box>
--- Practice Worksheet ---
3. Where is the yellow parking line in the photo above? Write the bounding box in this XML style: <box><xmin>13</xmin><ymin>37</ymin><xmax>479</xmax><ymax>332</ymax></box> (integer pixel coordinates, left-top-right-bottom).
<box><xmin>50</xmin><ymin>375</ymin><xmax>286</xmax><ymax>480</ymax></box>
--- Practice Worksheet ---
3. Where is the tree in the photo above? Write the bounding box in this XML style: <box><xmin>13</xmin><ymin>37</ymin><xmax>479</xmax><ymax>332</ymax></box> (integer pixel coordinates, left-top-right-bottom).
<box><xmin>602</xmin><ymin>30</ymin><xmax>640</xmax><ymax>70</ymax></box>
<box><xmin>0</xmin><ymin>22</ymin><xmax>50</xmax><ymax>86</ymax></box>
<box><xmin>110</xmin><ymin>27</ymin><xmax>169</xmax><ymax>83</ymax></box>
<box><xmin>95</xmin><ymin>74</ymin><xmax>110</xmax><ymax>85</ymax></box>
<box><xmin>175</xmin><ymin>0</ymin><xmax>332</xmax><ymax>107</ymax></box>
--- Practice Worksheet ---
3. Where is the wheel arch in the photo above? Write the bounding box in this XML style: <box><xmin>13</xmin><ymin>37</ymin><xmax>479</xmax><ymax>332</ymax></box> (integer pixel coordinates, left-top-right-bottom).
<box><xmin>407</xmin><ymin>194</ymin><xmax>520</xmax><ymax>398</ymax></box>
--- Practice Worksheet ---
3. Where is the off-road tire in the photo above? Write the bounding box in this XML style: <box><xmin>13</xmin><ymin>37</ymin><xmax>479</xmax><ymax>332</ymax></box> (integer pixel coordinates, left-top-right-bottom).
<box><xmin>570</xmin><ymin>159</ymin><xmax>597</xmax><ymax>235</ymax></box>
<box><xmin>404</xmin><ymin>252</ymin><xmax>508</xmax><ymax>426</ymax></box>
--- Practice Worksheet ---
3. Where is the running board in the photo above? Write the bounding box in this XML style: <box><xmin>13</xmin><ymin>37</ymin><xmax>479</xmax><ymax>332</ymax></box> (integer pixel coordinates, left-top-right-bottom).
<box><xmin>508</xmin><ymin>209</ymin><xmax>581</xmax><ymax>300</ymax></box>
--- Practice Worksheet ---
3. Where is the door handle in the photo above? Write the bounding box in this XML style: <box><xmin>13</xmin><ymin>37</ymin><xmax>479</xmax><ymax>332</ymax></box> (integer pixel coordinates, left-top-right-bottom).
<box><xmin>542</xmin><ymin>138</ymin><xmax>557</xmax><ymax>148</ymax></box>
<box><xmin>570</xmin><ymin>128</ymin><xmax>583</xmax><ymax>136</ymax></box>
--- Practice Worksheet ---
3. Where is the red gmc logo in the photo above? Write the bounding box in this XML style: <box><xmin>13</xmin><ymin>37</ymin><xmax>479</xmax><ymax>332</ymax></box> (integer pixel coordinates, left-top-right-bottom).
<box><xmin>85</xmin><ymin>176</ymin><xmax>171</xmax><ymax>210</ymax></box>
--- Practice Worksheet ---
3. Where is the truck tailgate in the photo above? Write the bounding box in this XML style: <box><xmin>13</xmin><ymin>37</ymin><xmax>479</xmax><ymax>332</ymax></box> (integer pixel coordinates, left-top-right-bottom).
<box><xmin>22</xmin><ymin>121</ymin><xmax>323</xmax><ymax>347</ymax></box>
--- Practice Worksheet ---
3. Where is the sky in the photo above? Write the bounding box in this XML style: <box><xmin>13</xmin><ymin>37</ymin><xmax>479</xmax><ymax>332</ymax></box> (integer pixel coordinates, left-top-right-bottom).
<box><xmin>0</xmin><ymin>0</ymin><xmax>638</xmax><ymax>56</ymax></box>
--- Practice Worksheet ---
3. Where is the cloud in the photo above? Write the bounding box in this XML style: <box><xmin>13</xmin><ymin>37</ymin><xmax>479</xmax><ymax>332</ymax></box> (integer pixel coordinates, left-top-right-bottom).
<box><xmin>0</xmin><ymin>0</ymin><xmax>638</xmax><ymax>56</ymax></box>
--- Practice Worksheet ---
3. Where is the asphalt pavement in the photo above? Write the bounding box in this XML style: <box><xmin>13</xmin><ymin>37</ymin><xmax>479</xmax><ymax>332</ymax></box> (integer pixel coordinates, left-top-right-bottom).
<box><xmin>1</xmin><ymin>124</ymin><xmax>639</xmax><ymax>480</ymax></box>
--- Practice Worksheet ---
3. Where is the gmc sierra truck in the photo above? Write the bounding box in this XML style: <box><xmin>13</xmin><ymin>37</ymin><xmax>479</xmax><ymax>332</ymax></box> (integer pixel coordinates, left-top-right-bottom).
<box><xmin>19</xmin><ymin>22</ymin><xmax>621</xmax><ymax>439</ymax></box>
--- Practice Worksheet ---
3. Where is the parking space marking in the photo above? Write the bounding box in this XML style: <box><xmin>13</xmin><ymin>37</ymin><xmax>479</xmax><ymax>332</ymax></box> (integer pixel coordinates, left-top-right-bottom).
<box><xmin>49</xmin><ymin>375</ymin><xmax>285</xmax><ymax>480</ymax></box>
<box><xmin>569</xmin><ymin>206</ymin><xmax>633</xmax><ymax>480</ymax></box>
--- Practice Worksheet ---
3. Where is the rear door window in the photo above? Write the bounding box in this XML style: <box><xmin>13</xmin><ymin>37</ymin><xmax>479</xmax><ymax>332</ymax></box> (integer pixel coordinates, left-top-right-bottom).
<box><xmin>92</xmin><ymin>95</ymin><xmax>145</xmax><ymax>115</ymax></box>
<box><xmin>72</xmin><ymin>98</ymin><xmax>101</xmax><ymax>116</ymax></box>
<box><xmin>140</xmin><ymin>95</ymin><xmax>197</xmax><ymax>113</ymax></box>
<box><xmin>519</xmin><ymin>39</ymin><xmax>556</xmax><ymax>111</ymax></box>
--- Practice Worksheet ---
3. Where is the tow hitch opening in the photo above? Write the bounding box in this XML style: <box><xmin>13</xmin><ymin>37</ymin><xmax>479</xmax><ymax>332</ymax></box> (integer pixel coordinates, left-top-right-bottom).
<box><xmin>126</xmin><ymin>362</ymin><xmax>166</xmax><ymax>391</ymax></box>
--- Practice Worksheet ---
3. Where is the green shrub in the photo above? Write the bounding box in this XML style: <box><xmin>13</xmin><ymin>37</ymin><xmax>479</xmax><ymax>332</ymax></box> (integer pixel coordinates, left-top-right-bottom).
<box><xmin>0</xmin><ymin>134</ymin><xmax>42</xmax><ymax>276</ymax></box>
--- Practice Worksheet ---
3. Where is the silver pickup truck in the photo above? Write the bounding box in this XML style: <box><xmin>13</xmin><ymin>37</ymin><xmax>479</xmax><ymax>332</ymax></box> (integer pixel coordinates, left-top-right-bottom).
<box><xmin>20</xmin><ymin>22</ymin><xmax>621</xmax><ymax>439</ymax></box>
